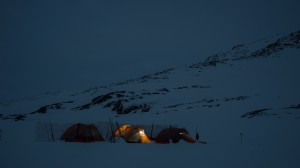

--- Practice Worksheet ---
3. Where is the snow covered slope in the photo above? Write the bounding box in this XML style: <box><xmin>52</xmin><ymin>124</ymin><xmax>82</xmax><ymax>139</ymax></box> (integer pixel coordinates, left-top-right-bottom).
<box><xmin>0</xmin><ymin>30</ymin><xmax>300</xmax><ymax>168</ymax></box>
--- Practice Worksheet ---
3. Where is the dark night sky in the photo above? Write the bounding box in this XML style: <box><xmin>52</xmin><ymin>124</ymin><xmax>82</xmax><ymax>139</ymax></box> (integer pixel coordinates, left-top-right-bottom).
<box><xmin>1</xmin><ymin>0</ymin><xmax>300</xmax><ymax>101</ymax></box>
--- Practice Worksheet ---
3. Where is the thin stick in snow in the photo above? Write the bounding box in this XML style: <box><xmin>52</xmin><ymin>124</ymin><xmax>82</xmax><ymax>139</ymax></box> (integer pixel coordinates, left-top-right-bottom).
<box><xmin>50</xmin><ymin>121</ymin><xmax>55</xmax><ymax>142</ymax></box>
<box><xmin>0</xmin><ymin>128</ymin><xmax>2</xmax><ymax>141</ymax></box>
<box><xmin>240</xmin><ymin>133</ymin><xmax>243</xmax><ymax>144</ymax></box>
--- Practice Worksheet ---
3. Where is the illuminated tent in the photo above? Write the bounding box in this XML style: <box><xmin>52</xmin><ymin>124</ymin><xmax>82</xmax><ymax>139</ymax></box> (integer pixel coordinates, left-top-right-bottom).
<box><xmin>61</xmin><ymin>123</ymin><xmax>104</xmax><ymax>142</ymax></box>
<box><xmin>114</xmin><ymin>124</ymin><xmax>151</xmax><ymax>143</ymax></box>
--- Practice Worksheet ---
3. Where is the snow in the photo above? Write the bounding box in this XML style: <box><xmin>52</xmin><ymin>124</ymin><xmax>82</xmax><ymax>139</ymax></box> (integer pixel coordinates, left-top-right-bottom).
<box><xmin>1</xmin><ymin>135</ymin><xmax>300</xmax><ymax>168</ymax></box>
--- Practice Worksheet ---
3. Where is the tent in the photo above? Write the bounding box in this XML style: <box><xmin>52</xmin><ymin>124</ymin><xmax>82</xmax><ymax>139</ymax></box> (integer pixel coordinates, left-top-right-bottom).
<box><xmin>114</xmin><ymin>124</ymin><xmax>151</xmax><ymax>143</ymax></box>
<box><xmin>61</xmin><ymin>123</ymin><xmax>104</xmax><ymax>142</ymax></box>
<box><xmin>154</xmin><ymin>127</ymin><xmax>195</xmax><ymax>143</ymax></box>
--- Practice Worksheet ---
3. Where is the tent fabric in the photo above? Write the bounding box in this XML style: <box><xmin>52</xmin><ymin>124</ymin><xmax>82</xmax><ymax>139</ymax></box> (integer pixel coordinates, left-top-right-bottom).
<box><xmin>154</xmin><ymin>127</ymin><xmax>195</xmax><ymax>143</ymax></box>
<box><xmin>114</xmin><ymin>125</ymin><xmax>151</xmax><ymax>143</ymax></box>
<box><xmin>61</xmin><ymin>123</ymin><xmax>104</xmax><ymax>142</ymax></box>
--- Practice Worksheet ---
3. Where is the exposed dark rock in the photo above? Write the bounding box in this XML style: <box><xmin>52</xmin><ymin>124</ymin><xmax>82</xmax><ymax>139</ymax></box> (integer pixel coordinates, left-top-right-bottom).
<box><xmin>0</xmin><ymin>103</ymin><xmax>9</xmax><ymax>107</ymax></box>
<box><xmin>241</xmin><ymin>30</ymin><xmax>300</xmax><ymax>59</ymax></box>
<box><xmin>241</xmin><ymin>109</ymin><xmax>270</xmax><ymax>118</ymax></box>
<box><xmin>141</xmin><ymin>104</ymin><xmax>151</xmax><ymax>112</ymax></box>
<box><xmin>165</xmin><ymin>98</ymin><xmax>221</xmax><ymax>110</ymax></box>
<box><xmin>116</xmin><ymin>93</ymin><xmax>125</xmax><ymax>98</ymax></box>
<box><xmin>123</xmin><ymin>105</ymin><xmax>140</xmax><ymax>114</ymax></box>
<box><xmin>232</xmin><ymin>44</ymin><xmax>245</xmax><ymax>50</ymax></box>
<box><xmin>224</xmin><ymin>96</ymin><xmax>249</xmax><ymax>101</ymax></box>
<box><xmin>165</xmin><ymin>103</ymin><xmax>184</xmax><ymax>109</ymax></box>
<box><xmin>203</xmin><ymin>99</ymin><xmax>218</xmax><ymax>103</ymax></box>
<box><xmin>91</xmin><ymin>94</ymin><xmax>113</xmax><ymax>105</ymax></box>
<box><xmin>285</xmin><ymin>104</ymin><xmax>300</xmax><ymax>109</ymax></box>
<box><xmin>36</xmin><ymin>106</ymin><xmax>48</xmax><ymax>113</ymax></box>
<box><xmin>189</xmin><ymin>54</ymin><xmax>228</xmax><ymax>68</ymax></box>
<box><xmin>104</xmin><ymin>100</ymin><xmax>150</xmax><ymax>114</ymax></box>
<box><xmin>34</xmin><ymin>101</ymin><xmax>74</xmax><ymax>114</ymax></box>
<box><xmin>174</xmin><ymin>86</ymin><xmax>188</xmax><ymax>90</ymax></box>
<box><xmin>73</xmin><ymin>91</ymin><xmax>127</xmax><ymax>110</ymax></box>
<box><xmin>91</xmin><ymin>91</ymin><xmax>126</xmax><ymax>105</ymax></box>
<box><xmin>191</xmin><ymin>85</ymin><xmax>211</xmax><ymax>88</ymax></box>
<box><xmin>153</xmin><ymin>68</ymin><xmax>173</xmax><ymax>76</ymax></box>
<box><xmin>250</xmin><ymin>42</ymin><xmax>282</xmax><ymax>57</ymax></box>
<box><xmin>141</xmin><ymin>90</ymin><xmax>167</xmax><ymax>96</ymax></box>
<box><xmin>158</xmin><ymin>88</ymin><xmax>169</xmax><ymax>92</ymax></box>
<box><xmin>202</xmin><ymin>104</ymin><xmax>220</xmax><ymax>108</ymax></box>
<box><xmin>135</xmin><ymin>69</ymin><xmax>173</xmax><ymax>83</ymax></box>
<box><xmin>73</xmin><ymin>103</ymin><xmax>91</xmax><ymax>110</ymax></box>
<box><xmin>73</xmin><ymin>90</ymin><xmax>151</xmax><ymax>114</ymax></box>
<box><xmin>112</xmin><ymin>102</ymin><xmax>124</xmax><ymax>114</ymax></box>
<box><xmin>15</xmin><ymin>115</ymin><xmax>26</xmax><ymax>121</ymax></box>
<box><xmin>202</xmin><ymin>54</ymin><xmax>227</xmax><ymax>67</ymax></box>
<box><xmin>104</xmin><ymin>100</ymin><xmax>123</xmax><ymax>112</ymax></box>
<box><xmin>5</xmin><ymin>114</ymin><xmax>27</xmax><ymax>121</ymax></box>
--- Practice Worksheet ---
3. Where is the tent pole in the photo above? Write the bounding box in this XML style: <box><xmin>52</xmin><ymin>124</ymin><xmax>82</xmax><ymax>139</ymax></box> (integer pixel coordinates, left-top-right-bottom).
<box><xmin>109</xmin><ymin>118</ymin><xmax>115</xmax><ymax>143</ymax></box>
<box><xmin>116</xmin><ymin>121</ymin><xmax>125</xmax><ymax>139</ymax></box>
<box><xmin>150</xmin><ymin>122</ymin><xmax>154</xmax><ymax>140</ymax></box>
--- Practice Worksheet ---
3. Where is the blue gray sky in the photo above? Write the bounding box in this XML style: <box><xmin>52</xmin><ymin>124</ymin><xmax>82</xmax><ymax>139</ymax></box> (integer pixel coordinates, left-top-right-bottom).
<box><xmin>1</xmin><ymin>0</ymin><xmax>300</xmax><ymax>101</ymax></box>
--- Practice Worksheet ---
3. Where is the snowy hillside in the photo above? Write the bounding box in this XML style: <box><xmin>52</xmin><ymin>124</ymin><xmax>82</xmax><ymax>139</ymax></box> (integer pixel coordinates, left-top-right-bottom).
<box><xmin>1</xmin><ymin>30</ymin><xmax>300</xmax><ymax>168</ymax></box>
<box><xmin>1</xmin><ymin>30</ymin><xmax>299</xmax><ymax>121</ymax></box>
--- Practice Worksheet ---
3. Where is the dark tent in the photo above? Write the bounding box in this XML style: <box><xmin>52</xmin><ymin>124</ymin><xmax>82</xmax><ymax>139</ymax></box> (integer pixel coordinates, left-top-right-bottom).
<box><xmin>154</xmin><ymin>127</ymin><xmax>195</xmax><ymax>144</ymax></box>
<box><xmin>61</xmin><ymin>123</ymin><xmax>104</xmax><ymax>142</ymax></box>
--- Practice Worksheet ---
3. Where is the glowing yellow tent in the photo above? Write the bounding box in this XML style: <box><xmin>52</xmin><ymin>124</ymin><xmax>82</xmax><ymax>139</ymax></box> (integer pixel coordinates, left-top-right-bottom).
<box><xmin>114</xmin><ymin>124</ymin><xmax>151</xmax><ymax>143</ymax></box>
